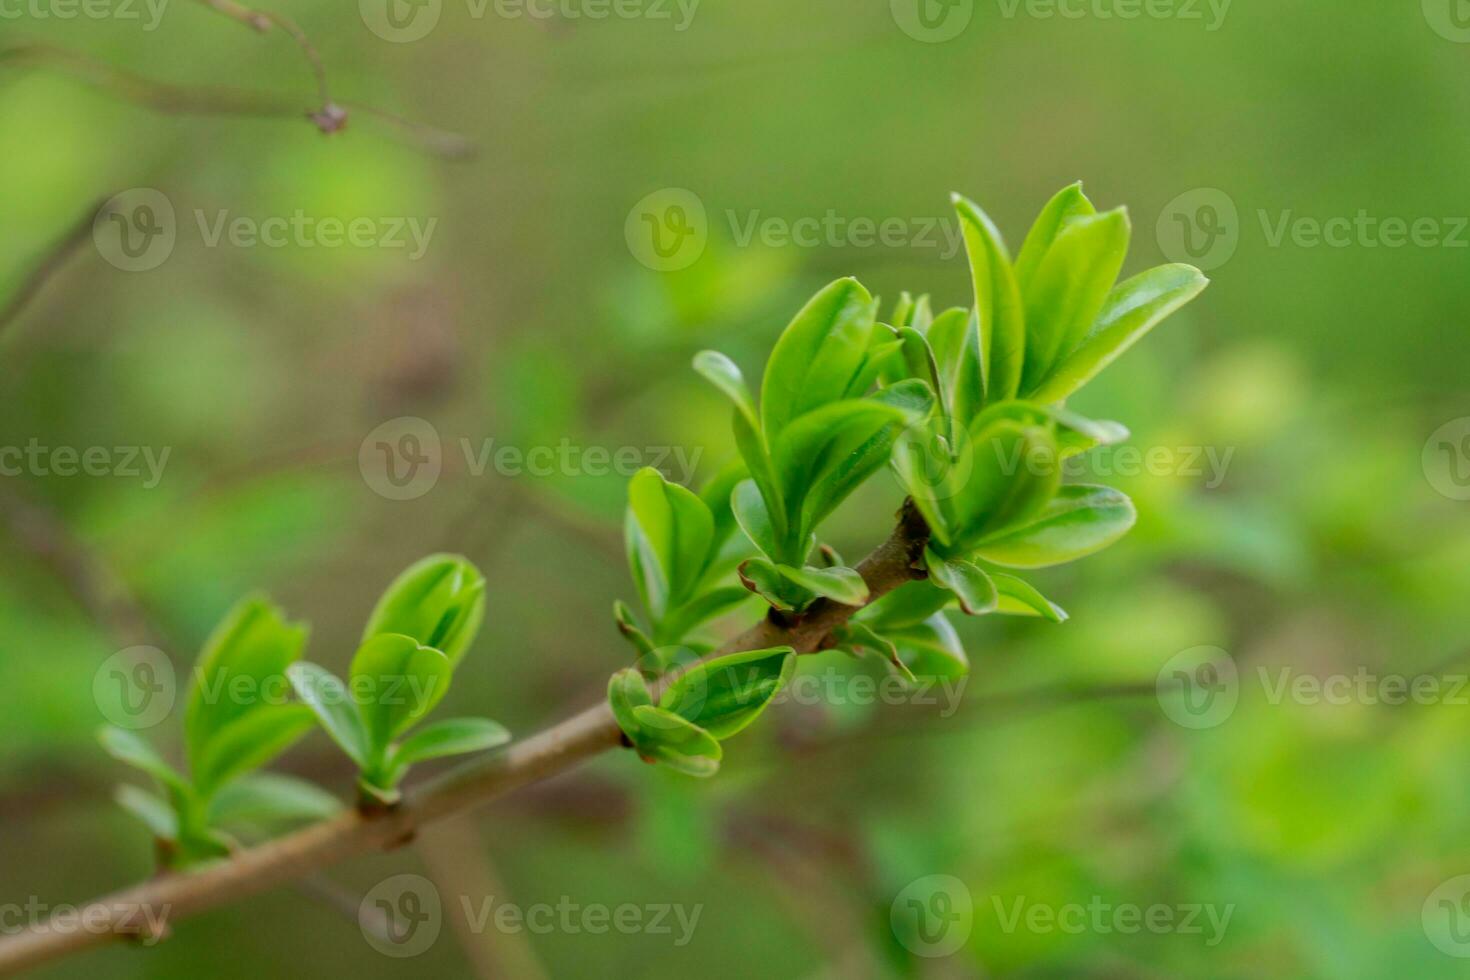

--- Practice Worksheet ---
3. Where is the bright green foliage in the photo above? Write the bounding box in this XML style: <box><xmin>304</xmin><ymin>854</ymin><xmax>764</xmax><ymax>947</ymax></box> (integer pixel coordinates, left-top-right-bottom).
<box><xmin>694</xmin><ymin>278</ymin><xmax>932</xmax><ymax>612</ymax></box>
<box><xmin>287</xmin><ymin>556</ymin><xmax>509</xmax><ymax>806</ymax></box>
<box><xmin>617</xmin><ymin>186</ymin><xmax>1205</xmax><ymax>775</ymax></box>
<box><xmin>609</xmin><ymin>647</ymin><xmax>795</xmax><ymax>777</ymax></box>
<box><xmin>621</xmin><ymin>467</ymin><xmax>752</xmax><ymax>651</ymax></box>
<box><xmin>99</xmin><ymin>598</ymin><xmax>327</xmax><ymax>866</ymax></box>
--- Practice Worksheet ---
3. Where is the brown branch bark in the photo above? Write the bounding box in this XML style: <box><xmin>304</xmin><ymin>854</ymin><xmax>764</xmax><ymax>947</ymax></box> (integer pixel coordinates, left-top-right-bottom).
<box><xmin>0</xmin><ymin>503</ymin><xmax>930</xmax><ymax>976</ymax></box>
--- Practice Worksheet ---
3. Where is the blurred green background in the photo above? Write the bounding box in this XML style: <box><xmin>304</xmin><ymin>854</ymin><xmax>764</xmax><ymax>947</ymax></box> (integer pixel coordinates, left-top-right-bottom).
<box><xmin>3</xmin><ymin>0</ymin><xmax>1469</xmax><ymax>976</ymax></box>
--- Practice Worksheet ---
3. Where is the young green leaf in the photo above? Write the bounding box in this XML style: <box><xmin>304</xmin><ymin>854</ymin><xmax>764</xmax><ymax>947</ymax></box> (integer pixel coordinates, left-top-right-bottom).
<box><xmin>774</xmin><ymin>564</ymin><xmax>870</xmax><ymax>606</ymax></box>
<box><xmin>630</xmin><ymin>705</ymin><xmax>722</xmax><ymax>777</ymax></box>
<box><xmin>626</xmin><ymin>467</ymin><xmax>714</xmax><ymax>614</ymax></box>
<box><xmin>191</xmin><ymin>704</ymin><xmax>316</xmax><ymax>799</ymax></box>
<box><xmin>612</xmin><ymin>600</ymin><xmax>658</xmax><ymax>659</ymax></box>
<box><xmin>974</xmin><ymin>484</ymin><xmax>1136</xmax><ymax>568</ymax></box>
<box><xmin>1014</xmin><ymin>181</ymin><xmax>1096</xmax><ymax>289</ymax></box>
<box><xmin>207</xmin><ymin>773</ymin><xmax>342</xmax><ymax>828</ymax></box>
<box><xmin>1020</xmin><ymin>207</ymin><xmax>1130</xmax><ymax>394</ymax></box>
<box><xmin>361</xmin><ymin>554</ymin><xmax>486</xmax><ymax>667</ymax></box>
<box><xmin>658</xmin><ymin>587</ymin><xmax>753</xmax><ymax>644</ymax></box>
<box><xmin>390</xmin><ymin>718</ymin><xmax>511</xmax><ymax>777</ymax></box>
<box><xmin>953</xmin><ymin>193</ymin><xmax>1025</xmax><ymax>405</ymax></box>
<box><xmin>856</xmin><ymin>579</ymin><xmax>954</xmax><ymax>631</ymax></box>
<box><xmin>98</xmin><ymin>727</ymin><xmax>190</xmax><ymax>799</ymax></box>
<box><xmin>834</xmin><ymin>621</ymin><xmax>916</xmax><ymax>683</ymax></box>
<box><xmin>1029</xmin><ymin>264</ymin><xmax>1209</xmax><ymax>403</ymax></box>
<box><xmin>924</xmin><ymin>550</ymin><xmax>999</xmax><ymax>616</ymax></box>
<box><xmin>991</xmin><ymin>572</ymin><xmax>1069</xmax><ymax>622</ymax></box>
<box><xmin>659</xmin><ymin>647</ymin><xmax>796</xmax><ymax>739</ymax></box>
<box><xmin>731</xmin><ymin>478</ymin><xmax>782</xmax><ymax>560</ymax></box>
<box><xmin>947</xmin><ymin>420</ymin><xmax>1061</xmax><ymax>553</ymax></box>
<box><xmin>349</xmin><ymin>634</ymin><xmax>453</xmax><ymax>750</ymax></box>
<box><xmin>286</xmin><ymin>662</ymin><xmax>369</xmax><ymax>767</ymax></box>
<box><xmin>185</xmin><ymin>596</ymin><xmax>307</xmax><ymax>775</ymax></box>
<box><xmin>608</xmin><ymin>667</ymin><xmax>655</xmax><ymax>741</ymax></box>
<box><xmin>115</xmin><ymin>784</ymin><xmax>179</xmax><ymax>841</ymax></box>
<box><xmin>760</xmin><ymin>277</ymin><xmax>878</xmax><ymax>439</ymax></box>
<box><xmin>737</xmin><ymin>556</ymin><xmax>811</xmax><ymax>612</ymax></box>
<box><xmin>888</xmin><ymin>614</ymin><xmax>970</xmax><ymax>679</ymax></box>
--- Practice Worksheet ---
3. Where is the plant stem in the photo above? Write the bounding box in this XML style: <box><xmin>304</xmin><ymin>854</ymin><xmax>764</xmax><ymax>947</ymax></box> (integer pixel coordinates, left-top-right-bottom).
<box><xmin>0</xmin><ymin>503</ymin><xmax>929</xmax><ymax>976</ymax></box>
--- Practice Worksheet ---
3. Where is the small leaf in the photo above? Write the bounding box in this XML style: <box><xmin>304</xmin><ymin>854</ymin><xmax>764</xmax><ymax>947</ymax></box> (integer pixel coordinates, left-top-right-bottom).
<box><xmin>115</xmin><ymin>784</ymin><xmax>178</xmax><ymax>841</ymax></box>
<box><xmin>185</xmin><ymin>597</ymin><xmax>308</xmax><ymax>774</ymax></box>
<box><xmin>390</xmin><ymin>718</ymin><xmax>511</xmax><ymax>778</ymax></box>
<box><xmin>659</xmin><ymin>647</ymin><xmax>796</xmax><ymax>739</ymax></box>
<box><xmin>889</xmin><ymin>614</ymin><xmax>970</xmax><ymax>679</ymax></box>
<box><xmin>286</xmin><ymin>662</ymin><xmax>369</xmax><ymax>767</ymax></box>
<box><xmin>98</xmin><ymin>726</ymin><xmax>189</xmax><ymax>797</ymax></box>
<box><xmin>612</xmin><ymin>600</ymin><xmax>657</xmax><ymax>659</ymax></box>
<box><xmin>974</xmin><ymin>484</ymin><xmax>1136</xmax><ymax>568</ymax></box>
<box><xmin>760</xmin><ymin>278</ymin><xmax>878</xmax><ymax>440</ymax></box>
<box><xmin>953</xmin><ymin>193</ymin><xmax>1025</xmax><ymax>404</ymax></box>
<box><xmin>737</xmin><ymin>556</ymin><xmax>811</xmax><ymax>612</ymax></box>
<box><xmin>947</xmin><ymin>420</ymin><xmax>1061</xmax><ymax>552</ymax></box>
<box><xmin>775</xmin><ymin>564</ymin><xmax>869</xmax><ymax>606</ymax></box>
<box><xmin>692</xmin><ymin>350</ymin><xmax>759</xmax><ymax>430</ymax></box>
<box><xmin>924</xmin><ymin>549</ymin><xmax>999</xmax><ymax>616</ymax></box>
<box><xmin>1020</xmin><ymin>207</ymin><xmax>1131</xmax><ymax>394</ymax></box>
<box><xmin>608</xmin><ymin>667</ymin><xmax>655</xmax><ymax>741</ymax></box>
<box><xmin>698</xmin><ymin>458</ymin><xmax>748</xmax><ymax>555</ymax></box>
<box><xmin>631</xmin><ymin>705</ymin><xmax>722</xmax><ymax>777</ymax></box>
<box><xmin>349</xmin><ymin>634</ymin><xmax>453</xmax><ymax>750</ymax></box>
<box><xmin>192</xmin><ymin>704</ymin><xmax>316</xmax><ymax>799</ymax></box>
<box><xmin>627</xmin><ymin>467</ymin><xmax>714</xmax><ymax>614</ymax></box>
<box><xmin>835</xmin><ymin>621</ymin><xmax>916</xmax><ymax>683</ymax></box>
<box><xmin>362</xmin><ymin>554</ymin><xmax>486</xmax><ymax>667</ymax></box>
<box><xmin>1029</xmin><ymin>264</ymin><xmax>1209</xmax><ymax>403</ymax></box>
<box><xmin>991</xmin><ymin>573</ymin><xmax>1069</xmax><ymax>622</ymax></box>
<box><xmin>1014</xmin><ymin>182</ymin><xmax>1097</xmax><ymax>289</ymax></box>
<box><xmin>731</xmin><ymin>478</ymin><xmax>782</xmax><ymax>560</ymax></box>
<box><xmin>207</xmin><ymin>773</ymin><xmax>342</xmax><ymax>828</ymax></box>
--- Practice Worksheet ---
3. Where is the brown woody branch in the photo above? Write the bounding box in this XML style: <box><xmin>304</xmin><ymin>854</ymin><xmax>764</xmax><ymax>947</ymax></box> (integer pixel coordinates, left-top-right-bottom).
<box><xmin>0</xmin><ymin>503</ymin><xmax>930</xmax><ymax>976</ymax></box>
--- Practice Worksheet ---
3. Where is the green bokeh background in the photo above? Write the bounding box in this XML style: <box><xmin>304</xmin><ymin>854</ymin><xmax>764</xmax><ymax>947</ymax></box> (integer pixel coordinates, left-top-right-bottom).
<box><xmin>2</xmin><ymin>1</ymin><xmax>1469</xmax><ymax>976</ymax></box>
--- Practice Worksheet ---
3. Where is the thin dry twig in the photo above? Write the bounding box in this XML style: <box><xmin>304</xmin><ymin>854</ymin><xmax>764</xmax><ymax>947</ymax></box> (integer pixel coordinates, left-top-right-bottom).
<box><xmin>0</xmin><ymin>197</ymin><xmax>115</xmax><ymax>341</ymax></box>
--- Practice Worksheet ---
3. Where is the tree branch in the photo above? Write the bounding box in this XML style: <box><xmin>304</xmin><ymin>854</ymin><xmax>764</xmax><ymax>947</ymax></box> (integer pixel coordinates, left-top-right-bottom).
<box><xmin>0</xmin><ymin>503</ymin><xmax>930</xmax><ymax>976</ymax></box>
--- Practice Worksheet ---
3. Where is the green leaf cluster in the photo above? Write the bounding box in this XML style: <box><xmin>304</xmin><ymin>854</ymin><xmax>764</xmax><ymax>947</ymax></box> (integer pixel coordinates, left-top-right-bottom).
<box><xmin>287</xmin><ymin>555</ymin><xmax>509</xmax><ymax>806</ymax></box>
<box><xmin>99</xmin><ymin>598</ymin><xmax>336</xmax><ymax>866</ymax></box>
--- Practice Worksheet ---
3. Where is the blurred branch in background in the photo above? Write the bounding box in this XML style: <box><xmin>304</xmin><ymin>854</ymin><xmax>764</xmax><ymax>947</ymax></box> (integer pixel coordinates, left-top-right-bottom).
<box><xmin>0</xmin><ymin>196</ymin><xmax>114</xmax><ymax>342</ymax></box>
<box><xmin>0</xmin><ymin>44</ymin><xmax>476</xmax><ymax>159</ymax></box>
